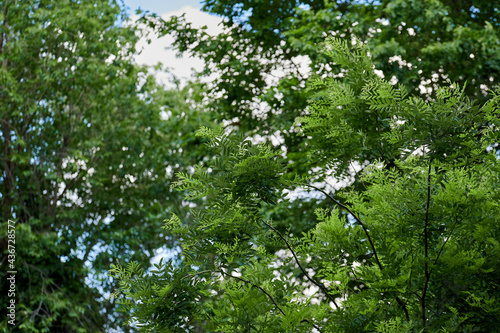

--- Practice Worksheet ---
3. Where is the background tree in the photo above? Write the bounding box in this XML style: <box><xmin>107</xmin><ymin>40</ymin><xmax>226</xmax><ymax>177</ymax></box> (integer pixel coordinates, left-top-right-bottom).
<box><xmin>139</xmin><ymin>0</ymin><xmax>500</xmax><ymax>241</ymax></box>
<box><xmin>0</xmin><ymin>0</ymin><xmax>212</xmax><ymax>331</ymax></box>
<box><xmin>111</xmin><ymin>38</ymin><xmax>500</xmax><ymax>332</ymax></box>
<box><xmin>156</xmin><ymin>0</ymin><xmax>499</xmax><ymax>126</ymax></box>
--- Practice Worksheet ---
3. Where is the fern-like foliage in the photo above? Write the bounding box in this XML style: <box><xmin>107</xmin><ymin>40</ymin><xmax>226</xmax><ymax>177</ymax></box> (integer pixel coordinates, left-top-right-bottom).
<box><xmin>110</xmin><ymin>38</ymin><xmax>500</xmax><ymax>332</ymax></box>
<box><xmin>299</xmin><ymin>37</ymin><xmax>500</xmax><ymax>178</ymax></box>
<box><xmin>109</xmin><ymin>259</ymin><xmax>207</xmax><ymax>332</ymax></box>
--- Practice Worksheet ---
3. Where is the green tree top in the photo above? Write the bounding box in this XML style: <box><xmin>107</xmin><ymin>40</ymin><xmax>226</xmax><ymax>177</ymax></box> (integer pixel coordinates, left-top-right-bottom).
<box><xmin>110</xmin><ymin>38</ymin><xmax>500</xmax><ymax>332</ymax></box>
<box><xmin>144</xmin><ymin>0</ymin><xmax>500</xmax><ymax>138</ymax></box>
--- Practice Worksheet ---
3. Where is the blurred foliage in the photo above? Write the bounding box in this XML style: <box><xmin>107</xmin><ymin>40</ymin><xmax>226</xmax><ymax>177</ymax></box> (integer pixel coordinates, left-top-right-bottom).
<box><xmin>0</xmin><ymin>0</ymin><xmax>213</xmax><ymax>331</ymax></box>
<box><xmin>142</xmin><ymin>0</ymin><xmax>500</xmax><ymax>154</ymax></box>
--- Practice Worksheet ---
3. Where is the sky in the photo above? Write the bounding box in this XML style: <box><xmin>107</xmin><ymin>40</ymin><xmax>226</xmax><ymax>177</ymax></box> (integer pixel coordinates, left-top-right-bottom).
<box><xmin>121</xmin><ymin>0</ymin><xmax>222</xmax><ymax>86</ymax></box>
<box><xmin>122</xmin><ymin>0</ymin><xmax>203</xmax><ymax>15</ymax></box>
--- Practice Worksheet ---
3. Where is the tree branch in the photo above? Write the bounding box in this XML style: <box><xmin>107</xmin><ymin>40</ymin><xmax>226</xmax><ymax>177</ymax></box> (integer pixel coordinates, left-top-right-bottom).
<box><xmin>421</xmin><ymin>162</ymin><xmax>432</xmax><ymax>329</ymax></box>
<box><xmin>221</xmin><ymin>270</ymin><xmax>323</xmax><ymax>332</ymax></box>
<box><xmin>305</xmin><ymin>183</ymin><xmax>410</xmax><ymax>321</ymax></box>
<box><xmin>304</xmin><ymin>184</ymin><xmax>383</xmax><ymax>271</ymax></box>
<box><xmin>430</xmin><ymin>214</ymin><xmax>461</xmax><ymax>277</ymax></box>
<box><xmin>221</xmin><ymin>270</ymin><xmax>286</xmax><ymax>316</ymax></box>
<box><xmin>1</xmin><ymin>118</ymin><xmax>14</xmax><ymax>221</ymax></box>
<box><xmin>262</xmin><ymin>220</ymin><xmax>339</xmax><ymax>309</ymax></box>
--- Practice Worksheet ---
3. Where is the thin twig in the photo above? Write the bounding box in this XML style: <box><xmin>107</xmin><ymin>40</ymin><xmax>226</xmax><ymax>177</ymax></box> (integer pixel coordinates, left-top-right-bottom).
<box><xmin>181</xmin><ymin>270</ymin><xmax>212</xmax><ymax>280</ymax></box>
<box><xmin>429</xmin><ymin>211</ymin><xmax>463</xmax><ymax>277</ymax></box>
<box><xmin>305</xmin><ymin>184</ymin><xmax>410</xmax><ymax>321</ymax></box>
<box><xmin>421</xmin><ymin>162</ymin><xmax>432</xmax><ymax>329</ymax></box>
<box><xmin>262</xmin><ymin>220</ymin><xmax>339</xmax><ymax>309</ymax></box>
<box><xmin>221</xmin><ymin>270</ymin><xmax>286</xmax><ymax>316</ymax></box>
<box><xmin>222</xmin><ymin>270</ymin><xmax>323</xmax><ymax>332</ymax></box>
<box><xmin>300</xmin><ymin>319</ymin><xmax>323</xmax><ymax>332</ymax></box>
<box><xmin>305</xmin><ymin>184</ymin><xmax>383</xmax><ymax>271</ymax></box>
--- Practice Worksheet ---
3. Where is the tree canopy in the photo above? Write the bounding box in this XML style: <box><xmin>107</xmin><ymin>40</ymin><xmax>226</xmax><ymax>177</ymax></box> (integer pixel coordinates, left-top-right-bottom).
<box><xmin>111</xmin><ymin>38</ymin><xmax>500</xmax><ymax>332</ymax></box>
<box><xmin>148</xmin><ymin>0</ymin><xmax>499</xmax><ymax>137</ymax></box>
<box><xmin>0</xmin><ymin>0</ymin><xmax>211</xmax><ymax>331</ymax></box>
<box><xmin>2</xmin><ymin>0</ymin><xmax>499</xmax><ymax>331</ymax></box>
<box><xmin>139</xmin><ymin>0</ymin><xmax>500</xmax><ymax>237</ymax></box>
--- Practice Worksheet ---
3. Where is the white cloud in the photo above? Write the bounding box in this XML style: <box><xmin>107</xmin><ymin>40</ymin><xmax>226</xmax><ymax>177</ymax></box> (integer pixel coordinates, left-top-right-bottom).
<box><xmin>132</xmin><ymin>6</ymin><xmax>223</xmax><ymax>87</ymax></box>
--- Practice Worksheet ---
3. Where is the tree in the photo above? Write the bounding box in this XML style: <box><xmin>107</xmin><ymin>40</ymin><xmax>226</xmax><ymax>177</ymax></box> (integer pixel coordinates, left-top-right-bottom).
<box><xmin>0</xmin><ymin>1</ymin><xmax>212</xmax><ymax>331</ymax></box>
<box><xmin>143</xmin><ymin>0</ymin><xmax>500</xmax><ymax>171</ymax></box>
<box><xmin>110</xmin><ymin>38</ymin><xmax>500</xmax><ymax>332</ymax></box>
<box><xmin>138</xmin><ymin>0</ymin><xmax>500</xmax><ymax>242</ymax></box>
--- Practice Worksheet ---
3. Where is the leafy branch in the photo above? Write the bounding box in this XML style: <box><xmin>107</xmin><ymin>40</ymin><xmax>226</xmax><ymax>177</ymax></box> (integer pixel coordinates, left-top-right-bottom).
<box><xmin>262</xmin><ymin>220</ymin><xmax>339</xmax><ymax>309</ymax></box>
<box><xmin>221</xmin><ymin>270</ymin><xmax>323</xmax><ymax>332</ymax></box>
<box><xmin>305</xmin><ymin>184</ymin><xmax>383</xmax><ymax>270</ymax></box>
<box><xmin>305</xmin><ymin>183</ymin><xmax>410</xmax><ymax>321</ymax></box>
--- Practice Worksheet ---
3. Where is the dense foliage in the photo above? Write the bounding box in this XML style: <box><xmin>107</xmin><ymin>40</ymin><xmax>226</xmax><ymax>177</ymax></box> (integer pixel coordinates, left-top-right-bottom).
<box><xmin>111</xmin><ymin>39</ymin><xmax>500</xmax><ymax>332</ymax></box>
<box><xmin>139</xmin><ymin>0</ymin><xmax>500</xmax><ymax>241</ymax></box>
<box><xmin>0</xmin><ymin>0</ymin><xmax>211</xmax><ymax>331</ymax></box>
<box><xmin>146</xmin><ymin>0</ymin><xmax>500</xmax><ymax>136</ymax></box>
<box><xmin>2</xmin><ymin>0</ymin><xmax>499</xmax><ymax>331</ymax></box>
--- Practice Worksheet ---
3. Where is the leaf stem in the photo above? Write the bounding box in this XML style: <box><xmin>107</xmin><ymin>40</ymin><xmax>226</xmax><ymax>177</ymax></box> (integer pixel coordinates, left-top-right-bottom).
<box><xmin>221</xmin><ymin>271</ymin><xmax>324</xmax><ymax>332</ymax></box>
<box><xmin>221</xmin><ymin>270</ymin><xmax>286</xmax><ymax>316</ymax></box>
<box><xmin>305</xmin><ymin>184</ymin><xmax>383</xmax><ymax>271</ymax></box>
